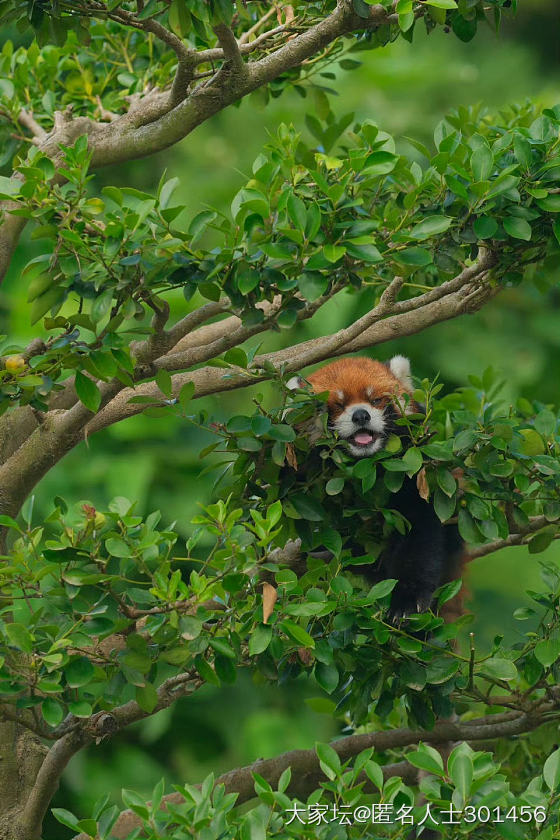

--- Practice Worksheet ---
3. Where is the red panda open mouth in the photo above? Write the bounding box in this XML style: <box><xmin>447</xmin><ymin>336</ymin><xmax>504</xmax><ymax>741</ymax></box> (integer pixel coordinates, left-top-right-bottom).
<box><xmin>350</xmin><ymin>430</ymin><xmax>376</xmax><ymax>447</ymax></box>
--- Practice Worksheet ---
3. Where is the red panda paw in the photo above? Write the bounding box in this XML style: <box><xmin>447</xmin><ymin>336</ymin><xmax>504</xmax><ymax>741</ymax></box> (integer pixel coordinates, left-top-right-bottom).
<box><xmin>388</xmin><ymin>588</ymin><xmax>433</xmax><ymax>623</ymax></box>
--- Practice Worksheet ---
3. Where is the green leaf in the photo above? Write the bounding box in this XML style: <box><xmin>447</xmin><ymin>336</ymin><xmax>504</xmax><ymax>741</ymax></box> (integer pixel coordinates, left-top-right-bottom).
<box><xmin>20</xmin><ymin>496</ymin><xmax>33</xmax><ymax>528</ymax></box>
<box><xmin>480</xmin><ymin>657</ymin><xmax>517</xmax><ymax>682</ymax></box>
<box><xmin>286</xmin><ymin>494</ymin><xmax>325</xmax><ymax>521</ymax></box>
<box><xmin>287</xmin><ymin>194</ymin><xmax>307</xmax><ymax>230</ymax></box>
<box><xmin>471</xmin><ymin>146</ymin><xmax>493</xmax><ymax>181</ymax></box>
<box><xmin>436</xmin><ymin>468</ymin><xmax>456</xmax><ymax>497</ymax></box>
<box><xmin>519</xmin><ymin>429</ymin><xmax>545</xmax><ymax>456</ymax></box>
<box><xmin>105</xmin><ymin>537</ymin><xmax>131</xmax><ymax>558</ymax></box>
<box><xmin>364</xmin><ymin>760</ymin><xmax>384</xmax><ymax>791</ymax></box>
<box><xmin>136</xmin><ymin>683</ymin><xmax>158</xmax><ymax>713</ymax></box>
<box><xmin>409</xmin><ymin>215</ymin><xmax>452</xmax><ymax>240</ymax></box>
<box><xmin>436</xmin><ymin>578</ymin><xmax>462</xmax><ymax>608</ymax></box>
<box><xmin>316</xmin><ymin>742</ymin><xmax>341</xmax><ymax>780</ymax></box>
<box><xmin>237</xmin><ymin>269</ymin><xmax>260</xmax><ymax>294</ymax></box>
<box><xmin>535</xmin><ymin>639</ymin><xmax>560</xmax><ymax>668</ymax></box>
<box><xmin>68</xmin><ymin>701</ymin><xmax>92</xmax><ymax>717</ymax></box>
<box><xmin>0</xmin><ymin>175</ymin><xmax>20</xmax><ymax>198</ymax></box>
<box><xmin>402</xmin><ymin>446</ymin><xmax>423</xmax><ymax>474</ymax></box>
<box><xmin>323</xmin><ymin>245</ymin><xmax>346</xmax><ymax>263</ymax></box>
<box><xmin>42</xmin><ymin>698</ymin><xmax>64</xmax><ymax>727</ymax></box>
<box><xmin>121</xmin><ymin>789</ymin><xmax>149</xmax><ymax>819</ymax></box>
<box><xmin>155</xmin><ymin>369</ymin><xmax>172</xmax><ymax>398</ymax></box>
<box><xmin>544</xmin><ymin>748</ymin><xmax>560</xmax><ymax>791</ymax></box>
<box><xmin>434</xmin><ymin>489</ymin><xmax>456</xmax><ymax>522</ymax></box>
<box><xmin>537</xmin><ymin>194</ymin><xmax>560</xmax><ymax>212</ymax></box>
<box><xmin>179</xmin><ymin>381</ymin><xmax>195</xmax><ymax>408</ymax></box>
<box><xmin>0</xmin><ymin>515</ymin><xmax>21</xmax><ymax>530</ymax></box>
<box><xmin>249</xmin><ymin>624</ymin><xmax>272</xmax><ymax>655</ymax></box>
<box><xmin>65</xmin><ymin>657</ymin><xmax>95</xmax><ymax>688</ymax></box>
<box><xmin>195</xmin><ymin>655</ymin><xmax>220</xmax><ymax>685</ymax></box>
<box><xmin>367</xmin><ymin>579</ymin><xmax>397</xmax><ymax>600</ymax></box>
<box><xmin>407</xmin><ymin>743</ymin><xmax>445</xmax><ymax>776</ymax></box>
<box><xmin>425</xmin><ymin>0</ymin><xmax>457</xmax><ymax>6</ymax></box>
<box><xmin>449</xmin><ymin>750</ymin><xmax>473</xmax><ymax>802</ymax></box>
<box><xmin>397</xmin><ymin>247</ymin><xmax>432</xmax><ymax>266</ymax></box>
<box><xmin>158</xmin><ymin>176</ymin><xmax>179</xmax><ymax>209</ymax></box>
<box><xmin>534</xmin><ymin>409</ymin><xmax>556</xmax><ymax>437</ymax></box>
<box><xmin>52</xmin><ymin>809</ymin><xmax>81</xmax><ymax>831</ymax></box>
<box><xmin>426</xmin><ymin>657</ymin><xmax>459</xmax><ymax>684</ymax></box>
<box><xmin>345</xmin><ymin>242</ymin><xmax>383</xmax><ymax>263</ymax></box>
<box><xmin>528</xmin><ymin>529</ymin><xmax>555</xmax><ymax>554</ymax></box>
<box><xmin>209</xmin><ymin>638</ymin><xmax>236</xmax><ymax>659</ymax></box>
<box><xmin>280</xmin><ymin>620</ymin><xmax>315</xmax><ymax>648</ymax></box>
<box><xmin>30</xmin><ymin>287</ymin><xmax>63</xmax><ymax>325</ymax></box>
<box><xmin>6</xmin><ymin>623</ymin><xmax>33</xmax><ymax>652</ymax></box>
<box><xmin>266</xmin><ymin>425</ymin><xmax>296</xmax><ymax>442</ymax></box>
<box><xmin>326</xmin><ymin>477</ymin><xmax>345</xmax><ymax>495</ymax></box>
<box><xmin>457</xmin><ymin>509</ymin><xmax>482</xmax><ymax>544</ymax></box>
<box><xmin>364</xmin><ymin>150</ymin><xmax>399</xmax><ymax>174</ymax></box>
<box><xmin>75</xmin><ymin>371</ymin><xmax>101</xmax><ymax>413</ymax></box>
<box><xmin>513</xmin><ymin>134</ymin><xmax>533</xmax><ymax>168</ymax></box>
<box><xmin>503</xmin><ymin>216</ymin><xmax>532</xmax><ymax>241</ymax></box>
<box><xmin>298</xmin><ymin>273</ymin><xmax>328</xmax><ymax>301</ymax></box>
<box><xmin>315</xmin><ymin>662</ymin><xmax>339</xmax><ymax>694</ymax></box>
<box><xmin>474</xmin><ymin>216</ymin><xmax>498</xmax><ymax>239</ymax></box>
<box><xmin>188</xmin><ymin>210</ymin><xmax>217</xmax><ymax>242</ymax></box>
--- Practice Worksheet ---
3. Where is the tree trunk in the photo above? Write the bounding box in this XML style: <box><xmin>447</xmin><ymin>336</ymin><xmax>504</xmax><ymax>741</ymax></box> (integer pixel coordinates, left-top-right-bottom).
<box><xmin>0</xmin><ymin>721</ymin><xmax>47</xmax><ymax>840</ymax></box>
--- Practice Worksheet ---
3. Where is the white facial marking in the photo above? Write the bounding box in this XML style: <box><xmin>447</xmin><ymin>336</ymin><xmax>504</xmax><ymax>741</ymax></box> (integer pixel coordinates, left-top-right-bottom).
<box><xmin>389</xmin><ymin>355</ymin><xmax>413</xmax><ymax>390</ymax></box>
<box><xmin>286</xmin><ymin>375</ymin><xmax>305</xmax><ymax>390</ymax></box>
<box><xmin>336</xmin><ymin>390</ymin><xmax>344</xmax><ymax>401</ymax></box>
<box><xmin>333</xmin><ymin>402</ymin><xmax>386</xmax><ymax>457</ymax></box>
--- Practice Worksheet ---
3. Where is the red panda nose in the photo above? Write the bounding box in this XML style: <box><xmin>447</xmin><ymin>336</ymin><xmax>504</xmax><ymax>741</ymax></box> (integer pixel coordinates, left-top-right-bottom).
<box><xmin>351</xmin><ymin>408</ymin><xmax>370</xmax><ymax>426</ymax></box>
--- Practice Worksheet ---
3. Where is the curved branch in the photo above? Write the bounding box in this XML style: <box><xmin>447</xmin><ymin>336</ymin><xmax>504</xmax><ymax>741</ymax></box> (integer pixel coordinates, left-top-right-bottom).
<box><xmin>0</xmin><ymin>1</ymin><xmax>396</xmax><ymax>281</ymax></box>
<box><xmin>75</xmin><ymin>707</ymin><xmax>552</xmax><ymax>840</ymax></box>
<box><xmin>468</xmin><ymin>516</ymin><xmax>556</xmax><ymax>560</ymax></box>
<box><xmin>90</xmin><ymin>267</ymin><xmax>499</xmax><ymax>434</ymax></box>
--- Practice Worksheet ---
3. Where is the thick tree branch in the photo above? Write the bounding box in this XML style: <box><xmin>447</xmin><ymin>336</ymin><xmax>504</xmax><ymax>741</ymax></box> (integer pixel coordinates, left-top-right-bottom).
<box><xmin>0</xmin><ymin>1</ymin><xmax>395</xmax><ymax>283</ymax></box>
<box><xmin>65</xmin><ymin>2</ymin><xmax>392</xmax><ymax>170</ymax></box>
<box><xmin>74</xmin><ymin>706</ymin><xmax>553</xmax><ymax>840</ymax></box>
<box><xmin>89</xmin><ymin>263</ymin><xmax>499</xmax><ymax>434</ymax></box>
<box><xmin>18</xmin><ymin>730</ymin><xmax>87</xmax><ymax>840</ymax></box>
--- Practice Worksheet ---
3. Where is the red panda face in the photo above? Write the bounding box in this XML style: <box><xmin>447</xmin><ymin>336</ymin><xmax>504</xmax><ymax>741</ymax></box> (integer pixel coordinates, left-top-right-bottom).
<box><xmin>288</xmin><ymin>355</ymin><xmax>415</xmax><ymax>458</ymax></box>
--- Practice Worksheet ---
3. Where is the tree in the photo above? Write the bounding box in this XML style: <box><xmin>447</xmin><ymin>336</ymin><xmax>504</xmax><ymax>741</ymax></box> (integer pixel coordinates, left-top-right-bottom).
<box><xmin>1</xmin><ymin>1</ymin><xmax>560</xmax><ymax>838</ymax></box>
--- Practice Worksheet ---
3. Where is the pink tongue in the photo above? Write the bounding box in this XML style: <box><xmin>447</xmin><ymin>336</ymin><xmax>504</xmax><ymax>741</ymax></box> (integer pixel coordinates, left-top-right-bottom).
<box><xmin>354</xmin><ymin>432</ymin><xmax>373</xmax><ymax>445</ymax></box>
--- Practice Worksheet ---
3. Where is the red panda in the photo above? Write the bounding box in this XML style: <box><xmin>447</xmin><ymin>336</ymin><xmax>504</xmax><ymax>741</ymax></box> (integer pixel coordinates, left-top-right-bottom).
<box><xmin>288</xmin><ymin>355</ymin><xmax>465</xmax><ymax>621</ymax></box>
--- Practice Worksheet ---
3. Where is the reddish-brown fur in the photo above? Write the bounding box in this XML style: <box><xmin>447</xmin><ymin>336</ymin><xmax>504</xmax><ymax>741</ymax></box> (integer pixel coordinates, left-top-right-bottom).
<box><xmin>306</xmin><ymin>356</ymin><xmax>468</xmax><ymax>623</ymax></box>
<box><xmin>306</xmin><ymin>357</ymin><xmax>411</xmax><ymax>417</ymax></box>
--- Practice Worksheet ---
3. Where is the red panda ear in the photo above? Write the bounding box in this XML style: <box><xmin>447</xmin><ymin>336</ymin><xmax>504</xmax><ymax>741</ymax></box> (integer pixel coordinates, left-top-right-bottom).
<box><xmin>286</xmin><ymin>375</ymin><xmax>306</xmax><ymax>390</ymax></box>
<box><xmin>388</xmin><ymin>355</ymin><xmax>413</xmax><ymax>390</ymax></box>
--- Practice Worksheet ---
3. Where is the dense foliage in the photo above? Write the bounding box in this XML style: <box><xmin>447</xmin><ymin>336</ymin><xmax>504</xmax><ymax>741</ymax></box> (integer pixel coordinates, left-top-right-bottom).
<box><xmin>2</xmin><ymin>2</ymin><xmax>560</xmax><ymax>839</ymax></box>
<box><xmin>2</xmin><ymin>368</ymin><xmax>560</xmax><ymax>837</ymax></box>
<box><xmin>2</xmin><ymin>101</ymin><xmax>560</xmax><ymax>416</ymax></box>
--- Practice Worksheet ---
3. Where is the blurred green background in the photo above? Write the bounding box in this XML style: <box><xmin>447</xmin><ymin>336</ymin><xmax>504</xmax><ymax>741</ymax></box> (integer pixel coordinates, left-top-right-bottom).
<box><xmin>1</xmin><ymin>3</ymin><xmax>560</xmax><ymax>834</ymax></box>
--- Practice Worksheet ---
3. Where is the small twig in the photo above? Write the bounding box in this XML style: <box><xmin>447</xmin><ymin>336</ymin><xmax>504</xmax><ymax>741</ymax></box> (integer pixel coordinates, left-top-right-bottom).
<box><xmin>468</xmin><ymin>516</ymin><xmax>551</xmax><ymax>559</ymax></box>
<box><xmin>238</xmin><ymin>6</ymin><xmax>277</xmax><ymax>45</ymax></box>
<box><xmin>17</xmin><ymin>109</ymin><xmax>47</xmax><ymax>141</ymax></box>
<box><xmin>468</xmin><ymin>632</ymin><xmax>475</xmax><ymax>690</ymax></box>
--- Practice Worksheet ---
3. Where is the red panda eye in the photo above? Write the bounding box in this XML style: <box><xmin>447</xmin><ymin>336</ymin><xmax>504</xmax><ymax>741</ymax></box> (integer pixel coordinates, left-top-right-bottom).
<box><xmin>370</xmin><ymin>397</ymin><xmax>384</xmax><ymax>407</ymax></box>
